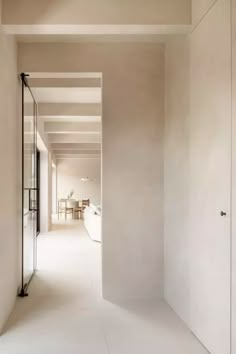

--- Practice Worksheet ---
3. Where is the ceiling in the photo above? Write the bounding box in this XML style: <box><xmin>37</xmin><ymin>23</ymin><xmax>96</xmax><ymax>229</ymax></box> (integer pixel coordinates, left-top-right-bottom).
<box><xmin>26</xmin><ymin>73</ymin><xmax>102</xmax><ymax>161</ymax></box>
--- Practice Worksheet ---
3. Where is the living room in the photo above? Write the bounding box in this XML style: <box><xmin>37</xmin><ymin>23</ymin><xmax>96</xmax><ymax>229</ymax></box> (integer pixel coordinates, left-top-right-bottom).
<box><xmin>56</xmin><ymin>150</ymin><xmax>102</xmax><ymax>242</ymax></box>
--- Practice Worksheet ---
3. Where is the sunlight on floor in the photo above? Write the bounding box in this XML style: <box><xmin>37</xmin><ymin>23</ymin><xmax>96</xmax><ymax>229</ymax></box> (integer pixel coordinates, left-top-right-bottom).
<box><xmin>0</xmin><ymin>220</ymin><xmax>208</xmax><ymax>354</ymax></box>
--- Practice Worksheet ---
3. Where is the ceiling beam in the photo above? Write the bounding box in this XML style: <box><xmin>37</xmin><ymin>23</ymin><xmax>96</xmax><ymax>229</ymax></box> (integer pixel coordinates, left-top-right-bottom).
<box><xmin>51</xmin><ymin>143</ymin><xmax>101</xmax><ymax>150</ymax></box>
<box><xmin>28</xmin><ymin>78</ymin><xmax>101</xmax><ymax>88</ymax></box>
<box><xmin>48</xmin><ymin>133</ymin><xmax>101</xmax><ymax>143</ymax></box>
<box><xmin>30</xmin><ymin>87</ymin><xmax>101</xmax><ymax>104</ymax></box>
<box><xmin>35</xmin><ymin>103</ymin><xmax>102</xmax><ymax>117</ymax></box>
<box><xmin>42</xmin><ymin>116</ymin><xmax>101</xmax><ymax>123</ymax></box>
<box><xmin>56</xmin><ymin>155</ymin><xmax>101</xmax><ymax>159</ymax></box>
<box><xmin>53</xmin><ymin>150</ymin><xmax>100</xmax><ymax>155</ymax></box>
<box><xmin>24</xmin><ymin>72</ymin><xmax>102</xmax><ymax>79</ymax></box>
<box><xmin>44</xmin><ymin>122</ymin><xmax>101</xmax><ymax>134</ymax></box>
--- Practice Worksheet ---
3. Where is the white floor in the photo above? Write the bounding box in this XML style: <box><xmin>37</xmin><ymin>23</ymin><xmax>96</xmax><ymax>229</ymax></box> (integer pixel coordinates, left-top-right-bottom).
<box><xmin>0</xmin><ymin>220</ymin><xmax>209</xmax><ymax>354</ymax></box>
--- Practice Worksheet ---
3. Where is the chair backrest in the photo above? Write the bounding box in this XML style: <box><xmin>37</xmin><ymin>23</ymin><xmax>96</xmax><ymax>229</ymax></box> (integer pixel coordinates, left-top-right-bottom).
<box><xmin>82</xmin><ymin>199</ymin><xmax>90</xmax><ymax>207</ymax></box>
<box><xmin>58</xmin><ymin>199</ymin><xmax>67</xmax><ymax>210</ymax></box>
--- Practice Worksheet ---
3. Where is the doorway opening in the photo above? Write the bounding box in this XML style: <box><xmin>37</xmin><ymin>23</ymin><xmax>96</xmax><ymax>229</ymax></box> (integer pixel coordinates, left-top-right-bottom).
<box><xmin>20</xmin><ymin>72</ymin><xmax>103</xmax><ymax>299</ymax></box>
<box><xmin>19</xmin><ymin>73</ymin><xmax>38</xmax><ymax>297</ymax></box>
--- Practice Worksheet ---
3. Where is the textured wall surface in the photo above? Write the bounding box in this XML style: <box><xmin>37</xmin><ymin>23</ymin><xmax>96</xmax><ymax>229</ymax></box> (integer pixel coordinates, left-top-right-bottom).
<box><xmin>164</xmin><ymin>1</ymin><xmax>231</xmax><ymax>353</ymax></box>
<box><xmin>0</xmin><ymin>29</ymin><xmax>19</xmax><ymax>332</ymax></box>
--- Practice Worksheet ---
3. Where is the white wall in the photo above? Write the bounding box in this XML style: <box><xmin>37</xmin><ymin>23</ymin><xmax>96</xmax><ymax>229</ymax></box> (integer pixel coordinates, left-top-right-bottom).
<box><xmin>37</xmin><ymin>110</ymin><xmax>53</xmax><ymax>231</ymax></box>
<box><xmin>232</xmin><ymin>0</ymin><xmax>236</xmax><ymax>352</ymax></box>
<box><xmin>37</xmin><ymin>120</ymin><xmax>53</xmax><ymax>233</ymax></box>
<box><xmin>164</xmin><ymin>35</ymin><xmax>190</xmax><ymax>322</ymax></box>
<box><xmin>57</xmin><ymin>158</ymin><xmax>101</xmax><ymax>205</ymax></box>
<box><xmin>18</xmin><ymin>42</ymin><xmax>164</xmax><ymax>300</ymax></box>
<box><xmin>48</xmin><ymin>151</ymin><xmax>52</xmax><ymax>230</ymax></box>
<box><xmin>189</xmin><ymin>3</ymin><xmax>231</xmax><ymax>352</ymax></box>
<box><xmin>40</xmin><ymin>149</ymin><xmax>52</xmax><ymax>233</ymax></box>
<box><xmin>52</xmin><ymin>165</ymin><xmax>57</xmax><ymax>214</ymax></box>
<box><xmin>164</xmin><ymin>1</ymin><xmax>232</xmax><ymax>353</ymax></box>
<box><xmin>0</xmin><ymin>27</ymin><xmax>20</xmax><ymax>331</ymax></box>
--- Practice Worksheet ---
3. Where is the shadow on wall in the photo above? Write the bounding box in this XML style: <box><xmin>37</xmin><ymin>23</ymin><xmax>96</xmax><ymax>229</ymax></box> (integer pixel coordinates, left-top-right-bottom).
<box><xmin>2</xmin><ymin>1</ymin><xmax>71</xmax><ymax>24</ymax></box>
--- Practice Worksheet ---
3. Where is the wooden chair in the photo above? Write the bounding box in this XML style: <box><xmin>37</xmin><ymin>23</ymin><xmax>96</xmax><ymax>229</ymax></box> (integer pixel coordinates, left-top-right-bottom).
<box><xmin>58</xmin><ymin>199</ymin><xmax>74</xmax><ymax>220</ymax></box>
<box><xmin>73</xmin><ymin>205</ymin><xmax>83</xmax><ymax>219</ymax></box>
<box><xmin>82</xmin><ymin>199</ymin><xmax>90</xmax><ymax>210</ymax></box>
<box><xmin>74</xmin><ymin>199</ymin><xmax>90</xmax><ymax>219</ymax></box>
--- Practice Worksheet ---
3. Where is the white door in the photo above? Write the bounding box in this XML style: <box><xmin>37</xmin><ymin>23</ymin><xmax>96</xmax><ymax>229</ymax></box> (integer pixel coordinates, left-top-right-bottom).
<box><xmin>189</xmin><ymin>0</ymin><xmax>231</xmax><ymax>353</ymax></box>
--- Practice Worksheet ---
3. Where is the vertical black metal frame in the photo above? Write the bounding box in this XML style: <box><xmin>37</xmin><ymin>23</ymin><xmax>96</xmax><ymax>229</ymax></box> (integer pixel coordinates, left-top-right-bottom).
<box><xmin>19</xmin><ymin>73</ymin><xmax>38</xmax><ymax>297</ymax></box>
<box><xmin>36</xmin><ymin>149</ymin><xmax>40</xmax><ymax>236</ymax></box>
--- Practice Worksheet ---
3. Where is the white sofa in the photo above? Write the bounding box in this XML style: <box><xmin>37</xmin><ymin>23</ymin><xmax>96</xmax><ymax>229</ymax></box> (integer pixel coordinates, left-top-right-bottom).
<box><xmin>83</xmin><ymin>204</ymin><xmax>101</xmax><ymax>243</ymax></box>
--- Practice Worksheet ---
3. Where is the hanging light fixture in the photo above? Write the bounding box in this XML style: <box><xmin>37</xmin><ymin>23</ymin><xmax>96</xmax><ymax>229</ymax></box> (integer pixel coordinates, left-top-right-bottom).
<box><xmin>80</xmin><ymin>177</ymin><xmax>89</xmax><ymax>182</ymax></box>
<box><xmin>80</xmin><ymin>177</ymin><xmax>96</xmax><ymax>182</ymax></box>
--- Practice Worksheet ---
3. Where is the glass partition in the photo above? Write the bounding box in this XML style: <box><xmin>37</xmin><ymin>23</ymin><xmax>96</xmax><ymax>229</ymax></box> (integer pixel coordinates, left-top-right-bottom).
<box><xmin>19</xmin><ymin>73</ymin><xmax>38</xmax><ymax>297</ymax></box>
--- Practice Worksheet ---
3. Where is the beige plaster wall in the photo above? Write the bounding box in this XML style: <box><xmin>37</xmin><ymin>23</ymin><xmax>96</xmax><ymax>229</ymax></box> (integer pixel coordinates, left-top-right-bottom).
<box><xmin>0</xmin><ymin>29</ymin><xmax>20</xmax><ymax>331</ymax></box>
<box><xmin>164</xmin><ymin>35</ymin><xmax>190</xmax><ymax>323</ymax></box>
<box><xmin>18</xmin><ymin>42</ymin><xmax>165</xmax><ymax>299</ymax></box>
<box><xmin>40</xmin><ymin>150</ymin><xmax>52</xmax><ymax>233</ymax></box>
<box><xmin>232</xmin><ymin>0</ymin><xmax>236</xmax><ymax>352</ymax></box>
<box><xmin>164</xmin><ymin>1</ymin><xmax>232</xmax><ymax>353</ymax></box>
<box><xmin>192</xmin><ymin>0</ymin><xmax>217</xmax><ymax>26</ymax></box>
<box><xmin>2</xmin><ymin>0</ymin><xmax>191</xmax><ymax>25</ymax></box>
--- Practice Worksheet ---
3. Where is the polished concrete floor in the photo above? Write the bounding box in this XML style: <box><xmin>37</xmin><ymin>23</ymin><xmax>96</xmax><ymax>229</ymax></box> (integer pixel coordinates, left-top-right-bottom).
<box><xmin>0</xmin><ymin>220</ymin><xmax>208</xmax><ymax>354</ymax></box>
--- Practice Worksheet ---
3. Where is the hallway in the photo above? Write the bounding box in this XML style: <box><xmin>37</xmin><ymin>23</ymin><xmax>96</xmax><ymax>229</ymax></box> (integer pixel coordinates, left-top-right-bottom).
<box><xmin>0</xmin><ymin>221</ymin><xmax>208</xmax><ymax>354</ymax></box>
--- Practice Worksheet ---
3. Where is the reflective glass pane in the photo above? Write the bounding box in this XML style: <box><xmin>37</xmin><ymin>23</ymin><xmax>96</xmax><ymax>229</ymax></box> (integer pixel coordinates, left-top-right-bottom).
<box><xmin>23</xmin><ymin>85</ymin><xmax>37</xmax><ymax>286</ymax></box>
